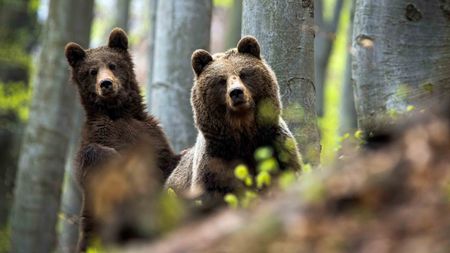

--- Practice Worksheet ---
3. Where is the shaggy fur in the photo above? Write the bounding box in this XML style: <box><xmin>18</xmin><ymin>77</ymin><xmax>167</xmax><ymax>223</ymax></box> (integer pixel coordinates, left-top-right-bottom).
<box><xmin>65</xmin><ymin>28</ymin><xmax>179</xmax><ymax>252</ymax></box>
<box><xmin>166</xmin><ymin>36</ymin><xmax>301</xmax><ymax>203</ymax></box>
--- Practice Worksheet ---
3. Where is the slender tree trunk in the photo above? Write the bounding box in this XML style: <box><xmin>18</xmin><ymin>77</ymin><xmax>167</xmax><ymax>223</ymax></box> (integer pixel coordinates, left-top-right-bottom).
<box><xmin>339</xmin><ymin>0</ymin><xmax>357</xmax><ymax>135</ymax></box>
<box><xmin>242</xmin><ymin>0</ymin><xmax>320</xmax><ymax>164</ymax></box>
<box><xmin>225</xmin><ymin>0</ymin><xmax>243</xmax><ymax>49</ymax></box>
<box><xmin>146</xmin><ymin>0</ymin><xmax>158</xmax><ymax>105</ymax></box>
<box><xmin>352</xmin><ymin>0</ymin><xmax>450</xmax><ymax>133</ymax></box>
<box><xmin>150</xmin><ymin>0</ymin><xmax>212</xmax><ymax>152</ymax></box>
<box><xmin>10</xmin><ymin>0</ymin><xmax>93</xmax><ymax>252</ymax></box>
<box><xmin>115</xmin><ymin>0</ymin><xmax>131</xmax><ymax>31</ymax></box>
<box><xmin>314</xmin><ymin>0</ymin><xmax>344</xmax><ymax>117</ymax></box>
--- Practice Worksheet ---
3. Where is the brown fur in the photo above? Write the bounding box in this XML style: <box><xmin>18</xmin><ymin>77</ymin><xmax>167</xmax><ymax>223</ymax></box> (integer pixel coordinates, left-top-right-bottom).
<box><xmin>166</xmin><ymin>36</ymin><xmax>302</xmax><ymax>205</ymax></box>
<box><xmin>65</xmin><ymin>28</ymin><xmax>179</xmax><ymax>252</ymax></box>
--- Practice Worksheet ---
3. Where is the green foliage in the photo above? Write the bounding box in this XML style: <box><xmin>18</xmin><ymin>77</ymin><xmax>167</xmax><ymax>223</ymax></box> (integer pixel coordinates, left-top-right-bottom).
<box><xmin>213</xmin><ymin>0</ymin><xmax>234</xmax><ymax>8</ymax></box>
<box><xmin>257</xmin><ymin>158</ymin><xmax>278</xmax><ymax>173</ymax></box>
<box><xmin>256</xmin><ymin>171</ymin><xmax>271</xmax><ymax>189</ymax></box>
<box><xmin>319</xmin><ymin>0</ymin><xmax>352</xmax><ymax>165</ymax></box>
<box><xmin>0</xmin><ymin>44</ymin><xmax>31</xmax><ymax>70</ymax></box>
<box><xmin>421</xmin><ymin>82</ymin><xmax>434</xmax><ymax>93</ymax></box>
<box><xmin>224</xmin><ymin>193</ymin><xmax>239</xmax><ymax>208</ymax></box>
<box><xmin>0</xmin><ymin>225</ymin><xmax>10</xmax><ymax>253</ymax></box>
<box><xmin>157</xmin><ymin>190</ymin><xmax>185</xmax><ymax>232</ymax></box>
<box><xmin>234</xmin><ymin>164</ymin><xmax>249</xmax><ymax>180</ymax></box>
<box><xmin>240</xmin><ymin>191</ymin><xmax>257</xmax><ymax>208</ymax></box>
<box><xmin>0</xmin><ymin>81</ymin><xmax>31</xmax><ymax>122</ymax></box>
<box><xmin>254</xmin><ymin>147</ymin><xmax>274</xmax><ymax>161</ymax></box>
<box><xmin>278</xmin><ymin>171</ymin><xmax>296</xmax><ymax>190</ymax></box>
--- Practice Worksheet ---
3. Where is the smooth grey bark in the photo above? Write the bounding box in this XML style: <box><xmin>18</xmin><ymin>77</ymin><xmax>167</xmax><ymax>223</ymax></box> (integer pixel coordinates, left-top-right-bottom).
<box><xmin>314</xmin><ymin>0</ymin><xmax>344</xmax><ymax>116</ymax></box>
<box><xmin>242</xmin><ymin>0</ymin><xmax>320</xmax><ymax>164</ymax></box>
<box><xmin>10</xmin><ymin>0</ymin><xmax>93</xmax><ymax>252</ymax></box>
<box><xmin>339</xmin><ymin>0</ymin><xmax>357</xmax><ymax>135</ymax></box>
<box><xmin>151</xmin><ymin>0</ymin><xmax>212</xmax><ymax>152</ymax></box>
<box><xmin>225</xmin><ymin>0</ymin><xmax>243</xmax><ymax>49</ymax></box>
<box><xmin>146</xmin><ymin>0</ymin><xmax>158</xmax><ymax>105</ymax></box>
<box><xmin>115</xmin><ymin>0</ymin><xmax>131</xmax><ymax>31</ymax></box>
<box><xmin>352</xmin><ymin>0</ymin><xmax>450</xmax><ymax>133</ymax></box>
<box><xmin>57</xmin><ymin>109</ymin><xmax>85</xmax><ymax>253</ymax></box>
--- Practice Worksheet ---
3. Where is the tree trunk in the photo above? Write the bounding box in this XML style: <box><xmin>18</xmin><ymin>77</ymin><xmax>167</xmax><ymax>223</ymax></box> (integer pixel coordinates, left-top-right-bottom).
<box><xmin>10</xmin><ymin>0</ymin><xmax>93</xmax><ymax>252</ymax></box>
<box><xmin>150</xmin><ymin>0</ymin><xmax>212</xmax><ymax>152</ymax></box>
<box><xmin>352</xmin><ymin>0</ymin><xmax>450</xmax><ymax>133</ymax></box>
<box><xmin>146</xmin><ymin>0</ymin><xmax>158</xmax><ymax>105</ymax></box>
<box><xmin>225</xmin><ymin>0</ymin><xmax>243</xmax><ymax>49</ymax></box>
<box><xmin>242</xmin><ymin>0</ymin><xmax>320</xmax><ymax>164</ymax></box>
<box><xmin>339</xmin><ymin>0</ymin><xmax>357</xmax><ymax>135</ymax></box>
<box><xmin>115</xmin><ymin>0</ymin><xmax>131</xmax><ymax>31</ymax></box>
<box><xmin>314</xmin><ymin>0</ymin><xmax>344</xmax><ymax>117</ymax></box>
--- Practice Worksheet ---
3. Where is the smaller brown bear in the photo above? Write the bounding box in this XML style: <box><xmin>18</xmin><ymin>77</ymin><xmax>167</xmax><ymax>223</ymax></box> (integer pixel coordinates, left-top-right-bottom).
<box><xmin>166</xmin><ymin>36</ymin><xmax>302</xmax><ymax>204</ymax></box>
<box><xmin>65</xmin><ymin>28</ymin><xmax>179</xmax><ymax>252</ymax></box>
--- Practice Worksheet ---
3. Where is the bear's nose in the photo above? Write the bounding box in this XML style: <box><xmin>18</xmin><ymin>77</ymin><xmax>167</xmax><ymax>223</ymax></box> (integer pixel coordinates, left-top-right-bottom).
<box><xmin>229</xmin><ymin>88</ymin><xmax>244</xmax><ymax>103</ymax></box>
<box><xmin>100</xmin><ymin>79</ymin><xmax>113</xmax><ymax>90</ymax></box>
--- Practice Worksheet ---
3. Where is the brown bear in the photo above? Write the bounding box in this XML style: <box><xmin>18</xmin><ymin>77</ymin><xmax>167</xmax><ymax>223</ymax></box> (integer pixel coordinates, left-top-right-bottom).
<box><xmin>65</xmin><ymin>28</ymin><xmax>179</xmax><ymax>251</ymax></box>
<box><xmin>166</xmin><ymin>36</ymin><xmax>302</xmax><ymax>204</ymax></box>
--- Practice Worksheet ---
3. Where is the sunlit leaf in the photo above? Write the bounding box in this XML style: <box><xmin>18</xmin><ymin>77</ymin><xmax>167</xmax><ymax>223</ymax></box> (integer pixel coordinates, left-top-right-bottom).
<box><xmin>256</xmin><ymin>171</ymin><xmax>271</xmax><ymax>189</ymax></box>
<box><xmin>224</xmin><ymin>193</ymin><xmax>239</xmax><ymax>208</ymax></box>
<box><xmin>254</xmin><ymin>146</ymin><xmax>274</xmax><ymax>161</ymax></box>
<box><xmin>234</xmin><ymin>164</ymin><xmax>249</xmax><ymax>180</ymax></box>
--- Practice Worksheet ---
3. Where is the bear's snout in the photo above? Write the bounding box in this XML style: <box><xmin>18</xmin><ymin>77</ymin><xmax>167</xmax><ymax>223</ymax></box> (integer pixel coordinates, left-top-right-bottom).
<box><xmin>96</xmin><ymin>67</ymin><xmax>119</xmax><ymax>97</ymax></box>
<box><xmin>100</xmin><ymin>79</ymin><xmax>113</xmax><ymax>91</ymax></box>
<box><xmin>226</xmin><ymin>75</ymin><xmax>252</xmax><ymax>112</ymax></box>
<box><xmin>229</xmin><ymin>88</ymin><xmax>245</xmax><ymax>105</ymax></box>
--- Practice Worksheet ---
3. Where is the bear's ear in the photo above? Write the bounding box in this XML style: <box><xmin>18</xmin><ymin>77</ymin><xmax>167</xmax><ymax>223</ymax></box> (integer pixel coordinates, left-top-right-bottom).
<box><xmin>237</xmin><ymin>36</ymin><xmax>261</xmax><ymax>59</ymax></box>
<box><xmin>108</xmin><ymin>27</ymin><xmax>128</xmax><ymax>50</ymax></box>
<box><xmin>65</xmin><ymin>42</ymin><xmax>86</xmax><ymax>67</ymax></box>
<box><xmin>192</xmin><ymin>49</ymin><xmax>213</xmax><ymax>76</ymax></box>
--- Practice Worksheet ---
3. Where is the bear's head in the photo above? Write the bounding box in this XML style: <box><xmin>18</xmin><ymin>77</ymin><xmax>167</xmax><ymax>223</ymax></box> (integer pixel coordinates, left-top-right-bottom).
<box><xmin>191</xmin><ymin>36</ymin><xmax>281</xmax><ymax>136</ymax></box>
<box><xmin>65</xmin><ymin>28</ymin><xmax>142</xmax><ymax>116</ymax></box>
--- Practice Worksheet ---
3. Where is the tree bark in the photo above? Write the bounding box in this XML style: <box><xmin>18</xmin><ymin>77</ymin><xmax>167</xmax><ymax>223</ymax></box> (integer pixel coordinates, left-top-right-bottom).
<box><xmin>150</xmin><ymin>0</ymin><xmax>212</xmax><ymax>152</ymax></box>
<box><xmin>352</xmin><ymin>0</ymin><xmax>450</xmax><ymax>133</ymax></box>
<box><xmin>146</xmin><ymin>0</ymin><xmax>158</xmax><ymax>106</ymax></box>
<box><xmin>339</xmin><ymin>0</ymin><xmax>357</xmax><ymax>135</ymax></box>
<box><xmin>114</xmin><ymin>0</ymin><xmax>131</xmax><ymax>31</ymax></box>
<box><xmin>10</xmin><ymin>0</ymin><xmax>93</xmax><ymax>252</ymax></box>
<box><xmin>242</xmin><ymin>0</ymin><xmax>320</xmax><ymax>164</ymax></box>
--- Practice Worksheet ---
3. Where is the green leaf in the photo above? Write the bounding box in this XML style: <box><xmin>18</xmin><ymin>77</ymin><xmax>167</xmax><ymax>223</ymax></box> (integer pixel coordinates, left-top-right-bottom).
<box><xmin>279</xmin><ymin>171</ymin><xmax>297</xmax><ymax>190</ymax></box>
<box><xmin>234</xmin><ymin>164</ymin><xmax>249</xmax><ymax>180</ymax></box>
<box><xmin>302</xmin><ymin>163</ymin><xmax>312</xmax><ymax>174</ymax></box>
<box><xmin>244</xmin><ymin>176</ymin><xmax>253</xmax><ymax>187</ymax></box>
<box><xmin>224</xmin><ymin>193</ymin><xmax>239</xmax><ymax>208</ymax></box>
<box><xmin>241</xmin><ymin>190</ymin><xmax>258</xmax><ymax>208</ymax></box>
<box><xmin>256</xmin><ymin>171</ymin><xmax>271</xmax><ymax>189</ymax></box>
<box><xmin>257</xmin><ymin>158</ymin><xmax>279</xmax><ymax>173</ymax></box>
<box><xmin>254</xmin><ymin>146</ymin><xmax>274</xmax><ymax>161</ymax></box>
<box><xmin>354</xmin><ymin>130</ymin><xmax>363</xmax><ymax>140</ymax></box>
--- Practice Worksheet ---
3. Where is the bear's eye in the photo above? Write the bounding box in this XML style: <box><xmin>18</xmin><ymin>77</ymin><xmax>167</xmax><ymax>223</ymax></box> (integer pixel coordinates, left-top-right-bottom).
<box><xmin>217</xmin><ymin>78</ymin><xmax>227</xmax><ymax>86</ymax></box>
<box><xmin>108</xmin><ymin>63</ymin><xmax>116</xmax><ymax>70</ymax></box>
<box><xmin>239</xmin><ymin>68</ymin><xmax>254</xmax><ymax>80</ymax></box>
<box><xmin>89</xmin><ymin>68</ymin><xmax>98</xmax><ymax>76</ymax></box>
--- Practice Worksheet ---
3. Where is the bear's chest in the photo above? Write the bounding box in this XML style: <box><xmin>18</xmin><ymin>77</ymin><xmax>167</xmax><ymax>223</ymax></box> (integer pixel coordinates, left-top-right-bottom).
<box><xmin>87</xmin><ymin>118</ymin><xmax>152</xmax><ymax>150</ymax></box>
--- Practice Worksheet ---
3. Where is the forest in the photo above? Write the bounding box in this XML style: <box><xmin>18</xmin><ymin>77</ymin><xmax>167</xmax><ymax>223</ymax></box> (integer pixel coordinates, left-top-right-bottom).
<box><xmin>0</xmin><ymin>0</ymin><xmax>449</xmax><ymax>252</ymax></box>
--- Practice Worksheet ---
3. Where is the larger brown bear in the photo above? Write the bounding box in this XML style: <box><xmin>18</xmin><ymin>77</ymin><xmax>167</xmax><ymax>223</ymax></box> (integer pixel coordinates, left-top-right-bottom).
<box><xmin>166</xmin><ymin>36</ymin><xmax>301</xmax><ymax>203</ymax></box>
<box><xmin>65</xmin><ymin>28</ymin><xmax>179</xmax><ymax>251</ymax></box>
